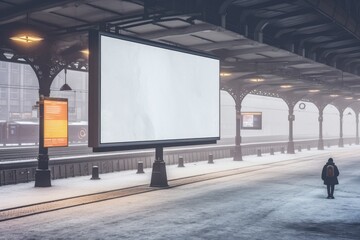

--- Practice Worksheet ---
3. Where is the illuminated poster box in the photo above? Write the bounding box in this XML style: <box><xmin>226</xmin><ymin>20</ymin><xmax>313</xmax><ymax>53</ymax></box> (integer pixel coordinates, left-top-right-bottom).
<box><xmin>43</xmin><ymin>98</ymin><xmax>68</xmax><ymax>148</ymax></box>
<box><xmin>241</xmin><ymin>112</ymin><xmax>262</xmax><ymax>130</ymax></box>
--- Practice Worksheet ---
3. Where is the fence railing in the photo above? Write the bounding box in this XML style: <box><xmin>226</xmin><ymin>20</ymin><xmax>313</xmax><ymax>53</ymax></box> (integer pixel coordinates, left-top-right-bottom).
<box><xmin>0</xmin><ymin>137</ymin><xmax>356</xmax><ymax>186</ymax></box>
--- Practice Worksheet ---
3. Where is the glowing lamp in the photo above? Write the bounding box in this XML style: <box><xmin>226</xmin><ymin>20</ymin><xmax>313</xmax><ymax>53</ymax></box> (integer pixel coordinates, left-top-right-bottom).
<box><xmin>220</xmin><ymin>72</ymin><xmax>232</xmax><ymax>77</ymax></box>
<box><xmin>309</xmin><ymin>89</ymin><xmax>320</xmax><ymax>93</ymax></box>
<box><xmin>10</xmin><ymin>35</ymin><xmax>43</xmax><ymax>43</ymax></box>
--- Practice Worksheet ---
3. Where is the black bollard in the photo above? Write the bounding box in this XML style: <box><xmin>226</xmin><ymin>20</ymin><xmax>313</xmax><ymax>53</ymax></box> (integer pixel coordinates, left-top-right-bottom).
<box><xmin>270</xmin><ymin>148</ymin><xmax>274</xmax><ymax>155</ymax></box>
<box><xmin>90</xmin><ymin>166</ymin><xmax>100</xmax><ymax>180</ymax></box>
<box><xmin>327</xmin><ymin>143</ymin><xmax>330</xmax><ymax>148</ymax></box>
<box><xmin>298</xmin><ymin>146</ymin><xmax>302</xmax><ymax>152</ymax></box>
<box><xmin>257</xmin><ymin>149</ymin><xmax>262</xmax><ymax>157</ymax></box>
<box><xmin>178</xmin><ymin>156</ymin><xmax>185</xmax><ymax>167</ymax></box>
<box><xmin>307</xmin><ymin>145</ymin><xmax>311</xmax><ymax>151</ymax></box>
<box><xmin>208</xmin><ymin>154</ymin><xmax>214</xmax><ymax>164</ymax></box>
<box><xmin>136</xmin><ymin>161</ymin><xmax>145</xmax><ymax>174</ymax></box>
<box><xmin>281</xmin><ymin>147</ymin><xmax>285</xmax><ymax>154</ymax></box>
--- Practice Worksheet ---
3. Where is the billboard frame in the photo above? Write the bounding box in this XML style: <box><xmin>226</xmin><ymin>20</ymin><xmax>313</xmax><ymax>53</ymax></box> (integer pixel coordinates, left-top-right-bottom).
<box><xmin>88</xmin><ymin>30</ymin><xmax>220</xmax><ymax>152</ymax></box>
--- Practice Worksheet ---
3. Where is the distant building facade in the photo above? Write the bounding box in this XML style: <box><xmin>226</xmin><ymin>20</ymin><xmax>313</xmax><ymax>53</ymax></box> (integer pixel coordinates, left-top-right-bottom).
<box><xmin>0</xmin><ymin>61</ymin><xmax>88</xmax><ymax>122</ymax></box>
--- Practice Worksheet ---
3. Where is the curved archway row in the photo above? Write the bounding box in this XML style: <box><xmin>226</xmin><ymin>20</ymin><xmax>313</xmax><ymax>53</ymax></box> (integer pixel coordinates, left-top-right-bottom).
<box><xmin>221</xmin><ymin>86</ymin><xmax>360</xmax><ymax>161</ymax></box>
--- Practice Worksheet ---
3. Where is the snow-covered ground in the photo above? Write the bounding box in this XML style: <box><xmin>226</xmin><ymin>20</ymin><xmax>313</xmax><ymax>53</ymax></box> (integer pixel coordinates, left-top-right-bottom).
<box><xmin>1</xmin><ymin>145</ymin><xmax>360</xmax><ymax>239</ymax></box>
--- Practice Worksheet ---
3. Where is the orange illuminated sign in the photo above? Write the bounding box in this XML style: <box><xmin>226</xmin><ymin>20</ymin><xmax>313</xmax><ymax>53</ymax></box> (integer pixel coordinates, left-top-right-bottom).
<box><xmin>43</xmin><ymin>98</ymin><xmax>68</xmax><ymax>147</ymax></box>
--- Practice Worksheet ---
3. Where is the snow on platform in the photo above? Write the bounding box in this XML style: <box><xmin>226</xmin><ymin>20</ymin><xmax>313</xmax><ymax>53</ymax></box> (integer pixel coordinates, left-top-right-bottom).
<box><xmin>0</xmin><ymin>145</ymin><xmax>355</xmax><ymax>210</ymax></box>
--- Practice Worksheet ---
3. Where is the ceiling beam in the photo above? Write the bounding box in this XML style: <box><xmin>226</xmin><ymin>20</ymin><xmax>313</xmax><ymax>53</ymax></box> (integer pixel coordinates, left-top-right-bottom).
<box><xmin>0</xmin><ymin>0</ymin><xmax>17</xmax><ymax>6</ymax></box>
<box><xmin>51</xmin><ymin>12</ymin><xmax>90</xmax><ymax>24</ymax></box>
<box><xmin>139</xmin><ymin>23</ymin><xmax>221</xmax><ymax>40</ymax></box>
<box><xmin>215</xmin><ymin>45</ymin><xmax>277</xmax><ymax>58</ymax></box>
<box><xmin>306</xmin><ymin>0</ymin><xmax>360</xmax><ymax>42</ymax></box>
<box><xmin>190</xmin><ymin>39</ymin><xmax>254</xmax><ymax>51</ymax></box>
<box><xmin>0</xmin><ymin>0</ymin><xmax>80</xmax><ymax>24</ymax></box>
<box><xmin>85</xmin><ymin>3</ymin><xmax>124</xmax><ymax>16</ymax></box>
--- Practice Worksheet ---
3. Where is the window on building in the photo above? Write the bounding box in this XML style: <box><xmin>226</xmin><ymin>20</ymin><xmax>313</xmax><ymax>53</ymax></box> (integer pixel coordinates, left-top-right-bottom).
<box><xmin>11</xmin><ymin>63</ymin><xmax>20</xmax><ymax>71</ymax></box>
<box><xmin>0</xmin><ymin>72</ymin><xmax>7</xmax><ymax>84</ymax></box>
<box><xmin>11</xmin><ymin>73</ymin><xmax>20</xmax><ymax>85</ymax></box>
<box><xmin>0</xmin><ymin>61</ymin><xmax>7</xmax><ymax>69</ymax></box>
<box><xmin>10</xmin><ymin>105</ymin><xmax>19</xmax><ymax>112</ymax></box>
<box><xmin>0</xmin><ymin>88</ymin><xmax>7</xmax><ymax>99</ymax></box>
<box><xmin>10</xmin><ymin>89</ymin><xmax>19</xmax><ymax>99</ymax></box>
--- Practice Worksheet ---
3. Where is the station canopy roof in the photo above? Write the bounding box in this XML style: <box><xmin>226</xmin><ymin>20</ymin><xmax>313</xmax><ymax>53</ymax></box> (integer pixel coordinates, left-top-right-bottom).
<box><xmin>1</xmin><ymin>0</ymin><xmax>360</xmax><ymax>107</ymax></box>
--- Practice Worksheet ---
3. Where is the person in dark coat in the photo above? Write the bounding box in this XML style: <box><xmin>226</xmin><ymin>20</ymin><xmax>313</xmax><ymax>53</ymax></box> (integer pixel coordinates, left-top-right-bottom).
<box><xmin>321</xmin><ymin>158</ymin><xmax>339</xmax><ymax>199</ymax></box>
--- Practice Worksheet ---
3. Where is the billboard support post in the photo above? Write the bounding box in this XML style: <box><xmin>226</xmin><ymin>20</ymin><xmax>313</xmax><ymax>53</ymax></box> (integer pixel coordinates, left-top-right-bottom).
<box><xmin>35</xmin><ymin>96</ymin><xmax>51</xmax><ymax>187</ymax></box>
<box><xmin>150</xmin><ymin>147</ymin><xmax>168</xmax><ymax>187</ymax></box>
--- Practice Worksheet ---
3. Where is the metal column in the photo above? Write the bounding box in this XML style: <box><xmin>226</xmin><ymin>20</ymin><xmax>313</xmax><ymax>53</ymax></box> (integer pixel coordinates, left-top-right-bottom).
<box><xmin>356</xmin><ymin>113</ymin><xmax>359</xmax><ymax>145</ymax></box>
<box><xmin>234</xmin><ymin>103</ymin><xmax>243</xmax><ymax>161</ymax></box>
<box><xmin>318</xmin><ymin>109</ymin><xmax>324</xmax><ymax>150</ymax></box>
<box><xmin>287</xmin><ymin>106</ymin><xmax>295</xmax><ymax>154</ymax></box>
<box><xmin>35</xmin><ymin>94</ymin><xmax>51</xmax><ymax>187</ymax></box>
<box><xmin>339</xmin><ymin>111</ymin><xmax>344</xmax><ymax>147</ymax></box>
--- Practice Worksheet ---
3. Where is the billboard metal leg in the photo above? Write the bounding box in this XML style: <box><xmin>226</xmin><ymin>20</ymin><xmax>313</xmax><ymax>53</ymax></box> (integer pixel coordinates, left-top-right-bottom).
<box><xmin>150</xmin><ymin>147</ymin><xmax>168</xmax><ymax>187</ymax></box>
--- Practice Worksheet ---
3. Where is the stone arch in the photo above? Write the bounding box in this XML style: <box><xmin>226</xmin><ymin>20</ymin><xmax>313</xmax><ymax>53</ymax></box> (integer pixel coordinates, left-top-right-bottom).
<box><xmin>323</xmin><ymin>104</ymin><xmax>340</xmax><ymax>138</ymax></box>
<box><xmin>293</xmin><ymin>101</ymin><xmax>319</xmax><ymax>140</ymax></box>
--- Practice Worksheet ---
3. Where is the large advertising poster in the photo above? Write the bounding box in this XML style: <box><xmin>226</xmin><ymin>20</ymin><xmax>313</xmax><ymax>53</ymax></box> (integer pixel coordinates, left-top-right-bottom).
<box><xmin>241</xmin><ymin>112</ymin><xmax>262</xmax><ymax>130</ymax></box>
<box><xmin>89</xmin><ymin>31</ymin><xmax>220</xmax><ymax>150</ymax></box>
<box><xmin>43</xmin><ymin>98</ymin><xmax>68</xmax><ymax>148</ymax></box>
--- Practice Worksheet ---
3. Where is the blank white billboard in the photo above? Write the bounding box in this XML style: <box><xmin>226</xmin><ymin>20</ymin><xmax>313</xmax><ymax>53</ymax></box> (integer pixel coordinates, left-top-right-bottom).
<box><xmin>89</xmin><ymin>32</ymin><xmax>220</xmax><ymax>150</ymax></box>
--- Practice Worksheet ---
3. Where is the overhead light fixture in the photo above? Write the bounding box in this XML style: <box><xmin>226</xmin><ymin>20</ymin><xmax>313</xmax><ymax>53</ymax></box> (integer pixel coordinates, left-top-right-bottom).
<box><xmin>308</xmin><ymin>89</ymin><xmax>320</xmax><ymax>93</ymax></box>
<box><xmin>330</xmin><ymin>94</ymin><xmax>339</xmax><ymax>97</ymax></box>
<box><xmin>280</xmin><ymin>85</ymin><xmax>292</xmax><ymax>89</ymax></box>
<box><xmin>10</xmin><ymin>35</ymin><xmax>43</xmax><ymax>43</ymax></box>
<box><xmin>80</xmin><ymin>49</ymin><xmax>89</xmax><ymax>55</ymax></box>
<box><xmin>10</xmin><ymin>13</ymin><xmax>44</xmax><ymax>44</ymax></box>
<box><xmin>220</xmin><ymin>72</ymin><xmax>232</xmax><ymax>77</ymax></box>
<box><xmin>60</xmin><ymin>69</ymin><xmax>72</xmax><ymax>91</ymax></box>
<box><xmin>345</xmin><ymin>97</ymin><xmax>353</xmax><ymax>100</ymax></box>
<box><xmin>249</xmin><ymin>77</ymin><xmax>264</xmax><ymax>83</ymax></box>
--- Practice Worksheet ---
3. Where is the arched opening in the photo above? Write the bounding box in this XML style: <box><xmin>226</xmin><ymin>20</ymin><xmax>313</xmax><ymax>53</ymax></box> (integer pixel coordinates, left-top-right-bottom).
<box><xmin>50</xmin><ymin>69</ymin><xmax>88</xmax><ymax>123</ymax></box>
<box><xmin>241</xmin><ymin>94</ymin><xmax>288</xmax><ymax>142</ymax></box>
<box><xmin>293</xmin><ymin>101</ymin><xmax>318</xmax><ymax>140</ymax></box>
<box><xmin>220</xmin><ymin>90</ymin><xmax>235</xmax><ymax>144</ymax></box>
<box><xmin>343</xmin><ymin>107</ymin><xmax>356</xmax><ymax>138</ymax></box>
<box><xmin>323</xmin><ymin>104</ymin><xmax>340</xmax><ymax>138</ymax></box>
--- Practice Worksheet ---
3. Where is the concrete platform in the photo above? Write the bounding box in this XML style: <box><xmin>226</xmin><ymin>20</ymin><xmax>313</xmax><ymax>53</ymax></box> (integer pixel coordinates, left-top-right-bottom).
<box><xmin>1</xmin><ymin>145</ymin><xmax>359</xmax><ymax>239</ymax></box>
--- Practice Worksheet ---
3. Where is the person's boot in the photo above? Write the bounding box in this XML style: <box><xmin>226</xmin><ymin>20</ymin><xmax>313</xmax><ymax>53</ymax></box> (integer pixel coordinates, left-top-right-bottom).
<box><xmin>327</xmin><ymin>196</ymin><xmax>331</xmax><ymax>199</ymax></box>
